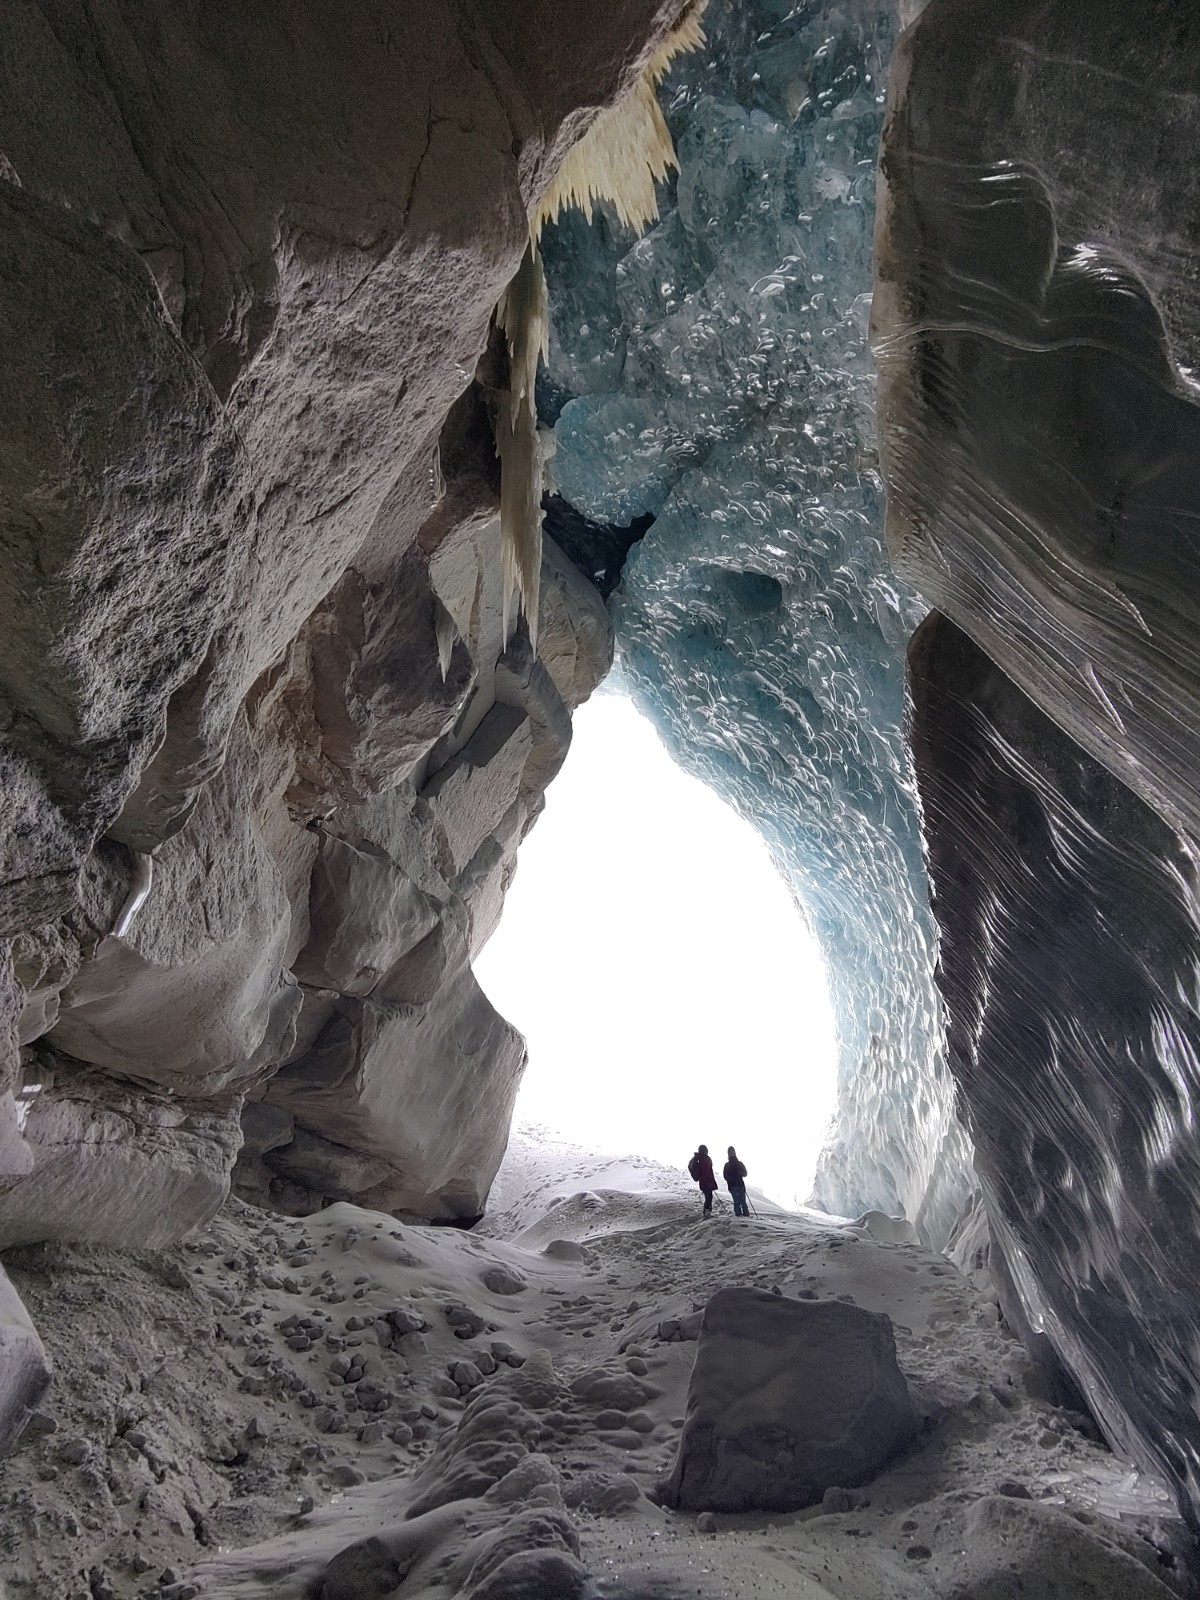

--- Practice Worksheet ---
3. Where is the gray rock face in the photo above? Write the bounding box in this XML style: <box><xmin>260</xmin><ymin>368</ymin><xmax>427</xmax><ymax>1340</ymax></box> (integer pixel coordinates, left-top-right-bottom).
<box><xmin>0</xmin><ymin>0</ymin><xmax>657</xmax><ymax>1255</ymax></box>
<box><xmin>50</xmin><ymin>714</ymin><xmax>300</xmax><ymax>1095</ymax></box>
<box><xmin>264</xmin><ymin>922</ymin><xmax>526</xmax><ymax>1220</ymax></box>
<box><xmin>0</xmin><ymin>1053</ymin><xmax>241</xmax><ymax>1248</ymax></box>
<box><xmin>0</xmin><ymin>1263</ymin><xmax>51</xmax><ymax>1455</ymax></box>
<box><xmin>874</xmin><ymin>0</ymin><xmax>1200</xmax><ymax>844</ymax></box>
<box><xmin>909</xmin><ymin>613</ymin><xmax>1200</xmax><ymax>1527</ymax></box>
<box><xmin>657</xmin><ymin>1287</ymin><xmax>917</xmax><ymax>1513</ymax></box>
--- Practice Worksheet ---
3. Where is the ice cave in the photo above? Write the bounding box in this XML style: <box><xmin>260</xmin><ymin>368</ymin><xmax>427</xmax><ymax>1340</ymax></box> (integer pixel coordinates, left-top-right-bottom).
<box><xmin>2</xmin><ymin>0</ymin><xmax>1200</xmax><ymax>1595</ymax></box>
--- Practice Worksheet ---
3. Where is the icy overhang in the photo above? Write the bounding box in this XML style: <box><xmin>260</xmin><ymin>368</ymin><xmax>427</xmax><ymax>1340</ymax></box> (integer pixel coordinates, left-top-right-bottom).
<box><xmin>540</xmin><ymin>0</ymin><xmax>972</xmax><ymax>1244</ymax></box>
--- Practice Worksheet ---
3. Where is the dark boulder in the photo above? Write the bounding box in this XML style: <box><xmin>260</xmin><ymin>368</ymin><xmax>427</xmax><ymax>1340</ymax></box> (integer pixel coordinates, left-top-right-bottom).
<box><xmin>657</xmin><ymin>1287</ymin><xmax>917</xmax><ymax>1513</ymax></box>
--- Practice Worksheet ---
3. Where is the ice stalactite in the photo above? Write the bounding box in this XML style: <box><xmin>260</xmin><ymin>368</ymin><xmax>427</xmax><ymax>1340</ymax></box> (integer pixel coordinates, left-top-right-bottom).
<box><xmin>495</xmin><ymin>240</ymin><xmax>550</xmax><ymax>649</ymax></box>
<box><xmin>532</xmin><ymin>3</ymin><xmax>708</xmax><ymax>237</ymax></box>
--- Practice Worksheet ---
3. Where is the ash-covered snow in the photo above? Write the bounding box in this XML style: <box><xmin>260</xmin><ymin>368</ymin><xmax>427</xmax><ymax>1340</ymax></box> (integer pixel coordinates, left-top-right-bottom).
<box><xmin>0</xmin><ymin>1137</ymin><xmax>1186</xmax><ymax>1599</ymax></box>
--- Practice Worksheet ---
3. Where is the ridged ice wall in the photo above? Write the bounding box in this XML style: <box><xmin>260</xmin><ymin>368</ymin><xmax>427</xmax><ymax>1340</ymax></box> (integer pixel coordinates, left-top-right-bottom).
<box><xmin>911</xmin><ymin>614</ymin><xmax>1200</xmax><ymax>1528</ymax></box>
<box><xmin>541</xmin><ymin>0</ymin><xmax>972</xmax><ymax>1242</ymax></box>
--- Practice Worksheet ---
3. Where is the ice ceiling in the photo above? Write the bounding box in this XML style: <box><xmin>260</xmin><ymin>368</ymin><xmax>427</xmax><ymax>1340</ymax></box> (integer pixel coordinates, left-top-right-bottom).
<box><xmin>539</xmin><ymin>0</ymin><xmax>972</xmax><ymax>1244</ymax></box>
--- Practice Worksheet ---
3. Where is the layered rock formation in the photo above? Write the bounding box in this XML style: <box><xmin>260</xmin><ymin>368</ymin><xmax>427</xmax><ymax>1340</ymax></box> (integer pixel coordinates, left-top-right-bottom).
<box><xmin>0</xmin><ymin>0</ymin><xmax>692</xmax><ymax>1279</ymax></box>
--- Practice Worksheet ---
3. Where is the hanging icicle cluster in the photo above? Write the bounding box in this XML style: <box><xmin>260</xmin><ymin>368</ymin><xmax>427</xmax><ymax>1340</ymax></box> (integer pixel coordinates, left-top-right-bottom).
<box><xmin>495</xmin><ymin>238</ymin><xmax>550</xmax><ymax>649</ymax></box>
<box><xmin>492</xmin><ymin>1</ymin><xmax>707</xmax><ymax>650</ymax></box>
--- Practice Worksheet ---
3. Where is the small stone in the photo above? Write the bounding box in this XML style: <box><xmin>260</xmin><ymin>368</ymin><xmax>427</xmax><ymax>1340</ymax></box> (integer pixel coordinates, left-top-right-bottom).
<box><xmin>481</xmin><ymin>1264</ymin><xmax>527</xmax><ymax>1296</ymax></box>
<box><xmin>625</xmin><ymin>1356</ymin><xmax>649</xmax><ymax>1376</ymax></box>
<box><xmin>313</xmin><ymin>1408</ymin><xmax>336</xmax><ymax>1432</ymax></box>
<box><xmin>905</xmin><ymin>1544</ymin><xmax>932</xmax><ymax>1561</ymax></box>
<box><xmin>320</xmin><ymin>1535</ymin><xmax>401</xmax><ymax>1600</ymax></box>
<box><xmin>359</xmin><ymin>1421</ymin><xmax>385</xmax><ymax>1444</ymax></box>
<box><xmin>450</xmin><ymin>1361</ymin><xmax>483</xmax><ymax>1391</ymax></box>
<box><xmin>696</xmin><ymin>1511</ymin><xmax>717</xmax><ymax>1533</ymax></box>
<box><xmin>60</xmin><ymin>1438</ymin><xmax>91</xmax><ymax>1465</ymax></box>
<box><xmin>286</xmin><ymin>1334</ymin><xmax>312</xmax><ymax>1352</ymax></box>
<box><xmin>390</xmin><ymin>1423</ymin><xmax>413</xmax><ymax>1445</ymax></box>
<box><xmin>822</xmin><ymin>1486</ymin><xmax>853</xmax><ymax>1513</ymax></box>
<box><xmin>997</xmin><ymin>1479</ymin><xmax>1032</xmax><ymax>1499</ymax></box>
<box><xmin>389</xmin><ymin>1307</ymin><xmax>425</xmax><ymax>1336</ymax></box>
<box><xmin>327</xmin><ymin>1463</ymin><xmax>367</xmax><ymax>1487</ymax></box>
<box><xmin>297</xmin><ymin>1494</ymin><xmax>315</xmax><ymax>1515</ymax></box>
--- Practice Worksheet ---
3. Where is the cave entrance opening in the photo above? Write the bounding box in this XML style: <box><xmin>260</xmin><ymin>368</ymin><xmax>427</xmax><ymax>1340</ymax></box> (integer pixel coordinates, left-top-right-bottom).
<box><xmin>475</xmin><ymin>686</ymin><xmax>839</xmax><ymax>1209</ymax></box>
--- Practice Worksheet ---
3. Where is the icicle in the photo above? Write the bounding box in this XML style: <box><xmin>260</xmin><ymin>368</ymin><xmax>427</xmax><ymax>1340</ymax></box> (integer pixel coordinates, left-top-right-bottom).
<box><xmin>495</xmin><ymin>237</ymin><xmax>549</xmax><ymax>648</ymax></box>
<box><xmin>532</xmin><ymin>1</ymin><xmax>708</xmax><ymax>237</ymax></box>
<box><xmin>490</xmin><ymin>0</ymin><xmax>706</xmax><ymax>648</ymax></box>
<box><xmin>434</xmin><ymin>599</ymin><xmax>457</xmax><ymax>682</ymax></box>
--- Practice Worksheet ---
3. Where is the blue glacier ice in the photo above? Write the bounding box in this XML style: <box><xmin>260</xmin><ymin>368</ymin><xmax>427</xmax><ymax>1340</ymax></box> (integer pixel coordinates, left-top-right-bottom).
<box><xmin>541</xmin><ymin>0</ymin><xmax>973</xmax><ymax>1243</ymax></box>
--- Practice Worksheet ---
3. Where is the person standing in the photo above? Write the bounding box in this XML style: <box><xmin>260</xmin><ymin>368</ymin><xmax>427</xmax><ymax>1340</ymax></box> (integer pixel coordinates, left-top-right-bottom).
<box><xmin>724</xmin><ymin>1146</ymin><xmax>750</xmax><ymax>1217</ymax></box>
<box><xmin>688</xmin><ymin>1144</ymin><xmax>718</xmax><ymax>1216</ymax></box>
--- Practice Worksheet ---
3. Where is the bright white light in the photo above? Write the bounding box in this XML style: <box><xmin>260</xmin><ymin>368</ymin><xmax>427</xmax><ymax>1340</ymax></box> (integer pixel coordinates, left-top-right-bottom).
<box><xmin>474</xmin><ymin>689</ymin><xmax>840</xmax><ymax>1208</ymax></box>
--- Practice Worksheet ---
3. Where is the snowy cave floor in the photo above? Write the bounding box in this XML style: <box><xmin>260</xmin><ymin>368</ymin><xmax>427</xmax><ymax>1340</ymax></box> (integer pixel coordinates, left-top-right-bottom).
<box><xmin>0</xmin><ymin>1131</ymin><xmax>1189</xmax><ymax>1600</ymax></box>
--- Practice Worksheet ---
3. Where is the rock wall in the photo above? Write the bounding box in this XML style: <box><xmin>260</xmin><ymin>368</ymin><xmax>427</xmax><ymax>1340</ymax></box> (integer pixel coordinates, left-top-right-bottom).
<box><xmin>881</xmin><ymin>0</ymin><xmax>1200</xmax><ymax>1529</ymax></box>
<box><xmin>0</xmin><ymin>0</ymin><xmax>689</xmax><ymax>1276</ymax></box>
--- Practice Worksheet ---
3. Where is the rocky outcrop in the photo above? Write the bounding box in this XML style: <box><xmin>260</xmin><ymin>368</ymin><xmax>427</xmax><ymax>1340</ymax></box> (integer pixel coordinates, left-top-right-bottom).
<box><xmin>0</xmin><ymin>0</ymin><xmax>661</xmax><ymax>1250</ymax></box>
<box><xmin>909</xmin><ymin>613</ymin><xmax>1200</xmax><ymax>1527</ymax></box>
<box><xmin>0</xmin><ymin>1263</ymin><xmax>50</xmax><ymax>1456</ymax></box>
<box><xmin>657</xmin><ymin>1287</ymin><xmax>917</xmax><ymax>1513</ymax></box>
<box><xmin>0</xmin><ymin>1054</ymin><xmax>242</xmax><ymax>1249</ymax></box>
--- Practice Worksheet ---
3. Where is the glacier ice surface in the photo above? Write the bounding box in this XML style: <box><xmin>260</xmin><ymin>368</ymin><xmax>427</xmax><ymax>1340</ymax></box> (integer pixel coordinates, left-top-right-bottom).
<box><xmin>541</xmin><ymin>0</ymin><xmax>972</xmax><ymax>1243</ymax></box>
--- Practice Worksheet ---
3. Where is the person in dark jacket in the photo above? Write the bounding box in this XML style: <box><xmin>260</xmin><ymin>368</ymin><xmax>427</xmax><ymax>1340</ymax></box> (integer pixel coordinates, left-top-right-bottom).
<box><xmin>689</xmin><ymin>1144</ymin><xmax>718</xmax><ymax>1215</ymax></box>
<box><xmin>724</xmin><ymin>1146</ymin><xmax>749</xmax><ymax>1217</ymax></box>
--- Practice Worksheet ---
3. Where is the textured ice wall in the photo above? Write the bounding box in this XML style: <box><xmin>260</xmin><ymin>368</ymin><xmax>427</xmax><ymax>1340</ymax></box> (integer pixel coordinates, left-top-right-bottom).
<box><xmin>542</xmin><ymin>0</ymin><xmax>972</xmax><ymax>1242</ymax></box>
<box><xmin>910</xmin><ymin>613</ymin><xmax>1200</xmax><ymax>1529</ymax></box>
<box><xmin>877</xmin><ymin>0</ymin><xmax>1200</xmax><ymax>1526</ymax></box>
<box><xmin>874</xmin><ymin>0</ymin><xmax>1200</xmax><ymax>846</ymax></box>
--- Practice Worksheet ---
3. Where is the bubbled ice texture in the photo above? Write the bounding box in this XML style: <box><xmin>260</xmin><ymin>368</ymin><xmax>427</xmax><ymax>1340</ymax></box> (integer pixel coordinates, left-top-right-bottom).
<box><xmin>543</xmin><ymin>0</ymin><xmax>972</xmax><ymax>1242</ymax></box>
